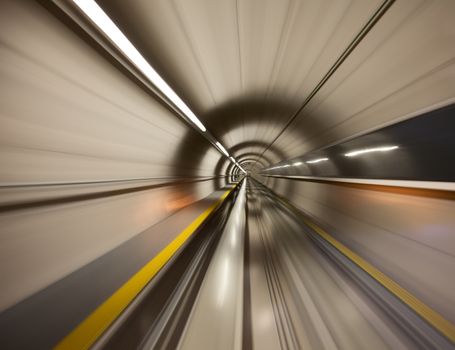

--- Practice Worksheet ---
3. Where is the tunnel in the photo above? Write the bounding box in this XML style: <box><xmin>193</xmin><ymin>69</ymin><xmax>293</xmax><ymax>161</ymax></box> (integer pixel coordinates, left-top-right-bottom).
<box><xmin>1</xmin><ymin>0</ymin><xmax>455</xmax><ymax>349</ymax></box>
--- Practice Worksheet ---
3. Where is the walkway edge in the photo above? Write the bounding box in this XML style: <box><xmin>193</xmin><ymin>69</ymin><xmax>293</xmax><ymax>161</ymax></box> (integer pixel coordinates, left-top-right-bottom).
<box><xmin>271</xmin><ymin>187</ymin><xmax>455</xmax><ymax>344</ymax></box>
<box><xmin>54</xmin><ymin>187</ymin><xmax>235</xmax><ymax>350</ymax></box>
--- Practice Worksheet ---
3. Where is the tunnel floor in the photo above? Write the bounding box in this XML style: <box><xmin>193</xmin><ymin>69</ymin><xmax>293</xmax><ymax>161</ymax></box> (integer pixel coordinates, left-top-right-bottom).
<box><xmin>243</xmin><ymin>179</ymin><xmax>451</xmax><ymax>350</ymax></box>
<box><xmin>1</xmin><ymin>178</ymin><xmax>454</xmax><ymax>350</ymax></box>
<box><xmin>70</xmin><ymin>178</ymin><xmax>454</xmax><ymax>350</ymax></box>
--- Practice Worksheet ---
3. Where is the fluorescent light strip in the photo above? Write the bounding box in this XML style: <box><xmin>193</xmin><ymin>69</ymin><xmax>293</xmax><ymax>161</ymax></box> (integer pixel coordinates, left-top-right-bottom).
<box><xmin>345</xmin><ymin>146</ymin><xmax>398</xmax><ymax>157</ymax></box>
<box><xmin>72</xmin><ymin>0</ymin><xmax>206</xmax><ymax>132</ymax></box>
<box><xmin>293</xmin><ymin>162</ymin><xmax>303</xmax><ymax>166</ymax></box>
<box><xmin>306</xmin><ymin>157</ymin><xmax>329</xmax><ymax>164</ymax></box>
<box><xmin>216</xmin><ymin>142</ymin><xmax>229</xmax><ymax>157</ymax></box>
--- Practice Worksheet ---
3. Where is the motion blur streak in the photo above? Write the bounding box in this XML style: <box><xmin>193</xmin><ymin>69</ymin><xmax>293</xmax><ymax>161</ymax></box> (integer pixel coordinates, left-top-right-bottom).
<box><xmin>344</xmin><ymin>145</ymin><xmax>399</xmax><ymax>157</ymax></box>
<box><xmin>0</xmin><ymin>0</ymin><xmax>455</xmax><ymax>349</ymax></box>
<box><xmin>71</xmin><ymin>0</ymin><xmax>207</xmax><ymax>132</ymax></box>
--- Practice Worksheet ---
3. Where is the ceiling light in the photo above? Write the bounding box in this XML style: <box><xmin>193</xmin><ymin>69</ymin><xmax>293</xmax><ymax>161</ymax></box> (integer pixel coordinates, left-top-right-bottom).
<box><xmin>344</xmin><ymin>146</ymin><xmax>398</xmax><ymax>157</ymax></box>
<box><xmin>216</xmin><ymin>142</ymin><xmax>229</xmax><ymax>157</ymax></box>
<box><xmin>306</xmin><ymin>158</ymin><xmax>329</xmax><ymax>164</ymax></box>
<box><xmin>293</xmin><ymin>162</ymin><xmax>303</xmax><ymax>166</ymax></box>
<box><xmin>72</xmin><ymin>0</ymin><xmax>206</xmax><ymax>132</ymax></box>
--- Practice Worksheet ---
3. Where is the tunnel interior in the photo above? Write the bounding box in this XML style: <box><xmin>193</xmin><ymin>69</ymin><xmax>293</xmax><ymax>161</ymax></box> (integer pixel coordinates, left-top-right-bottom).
<box><xmin>1</xmin><ymin>0</ymin><xmax>455</xmax><ymax>349</ymax></box>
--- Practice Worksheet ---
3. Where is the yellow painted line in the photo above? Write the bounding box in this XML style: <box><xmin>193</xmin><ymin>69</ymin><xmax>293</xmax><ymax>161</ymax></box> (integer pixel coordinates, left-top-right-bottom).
<box><xmin>54</xmin><ymin>187</ymin><xmax>235</xmax><ymax>350</ymax></box>
<box><xmin>277</xmin><ymin>195</ymin><xmax>455</xmax><ymax>344</ymax></box>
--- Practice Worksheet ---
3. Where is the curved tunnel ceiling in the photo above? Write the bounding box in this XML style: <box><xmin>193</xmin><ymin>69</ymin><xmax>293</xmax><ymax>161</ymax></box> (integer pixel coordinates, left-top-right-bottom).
<box><xmin>86</xmin><ymin>0</ymin><xmax>455</xmax><ymax>179</ymax></box>
<box><xmin>25</xmin><ymin>0</ymin><xmax>455</xmax><ymax>182</ymax></box>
